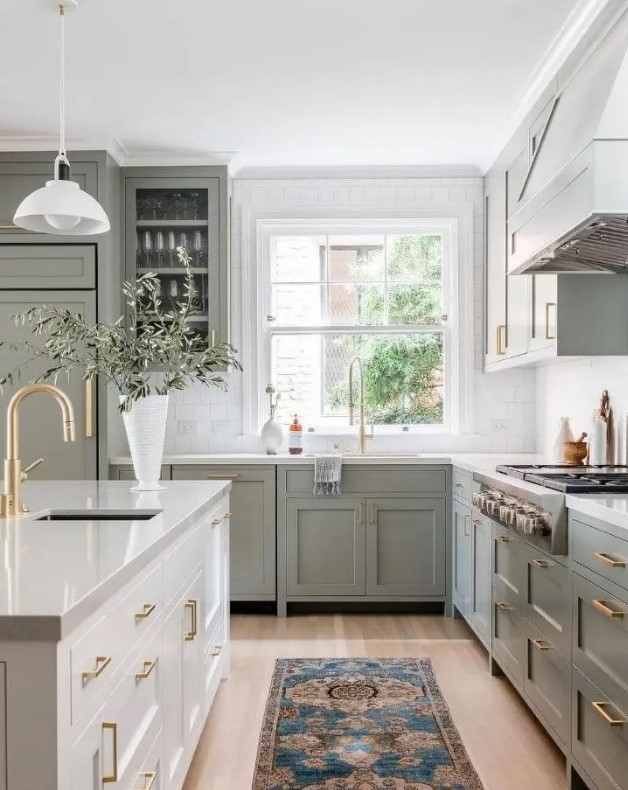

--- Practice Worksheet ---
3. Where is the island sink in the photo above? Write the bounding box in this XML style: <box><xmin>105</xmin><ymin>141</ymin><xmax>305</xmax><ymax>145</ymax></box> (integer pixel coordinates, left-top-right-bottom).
<box><xmin>36</xmin><ymin>508</ymin><xmax>162</xmax><ymax>521</ymax></box>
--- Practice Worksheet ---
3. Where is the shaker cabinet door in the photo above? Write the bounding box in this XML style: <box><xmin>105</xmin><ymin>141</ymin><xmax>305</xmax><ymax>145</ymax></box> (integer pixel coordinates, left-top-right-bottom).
<box><xmin>468</xmin><ymin>513</ymin><xmax>491</xmax><ymax>645</ymax></box>
<box><xmin>365</xmin><ymin>498</ymin><xmax>446</xmax><ymax>597</ymax></box>
<box><xmin>286</xmin><ymin>497</ymin><xmax>365</xmax><ymax>596</ymax></box>
<box><xmin>452</xmin><ymin>498</ymin><xmax>473</xmax><ymax>616</ymax></box>
<box><xmin>0</xmin><ymin>290</ymin><xmax>98</xmax><ymax>480</ymax></box>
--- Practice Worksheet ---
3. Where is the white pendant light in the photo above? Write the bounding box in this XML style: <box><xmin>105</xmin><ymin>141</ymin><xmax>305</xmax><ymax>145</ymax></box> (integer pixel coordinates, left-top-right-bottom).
<box><xmin>13</xmin><ymin>2</ymin><xmax>110</xmax><ymax>235</ymax></box>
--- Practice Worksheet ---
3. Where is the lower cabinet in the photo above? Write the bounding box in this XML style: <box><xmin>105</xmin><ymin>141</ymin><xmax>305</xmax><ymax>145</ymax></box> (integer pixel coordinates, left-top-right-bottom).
<box><xmin>468</xmin><ymin>512</ymin><xmax>491</xmax><ymax>646</ymax></box>
<box><xmin>452</xmin><ymin>498</ymin><xmax>473</xmax><ymax>617</ymax></box>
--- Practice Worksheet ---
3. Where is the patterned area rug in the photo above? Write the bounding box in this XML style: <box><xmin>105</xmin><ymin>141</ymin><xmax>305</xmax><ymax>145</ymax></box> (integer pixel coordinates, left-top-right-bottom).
<box><xmin>253</xmin><ymin>658</ymin><xmax>484</xmax><ymax>790</ymax></box>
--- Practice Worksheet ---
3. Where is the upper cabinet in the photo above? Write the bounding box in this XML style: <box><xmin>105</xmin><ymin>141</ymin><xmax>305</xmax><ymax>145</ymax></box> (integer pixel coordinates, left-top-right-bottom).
<box><xmin>122</xmin><ymin>166</ymin><xmax>230</xmax><ymax>346</ymax></box>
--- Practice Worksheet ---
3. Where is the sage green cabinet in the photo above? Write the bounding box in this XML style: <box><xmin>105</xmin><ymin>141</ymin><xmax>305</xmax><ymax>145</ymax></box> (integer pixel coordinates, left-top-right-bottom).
<box><xmin>122</xmin><ymin>167</ymin><xmax>230</xmax><ymax>346</ymax></box>
<box><xmin>111</xmin><ymin>465</ymin><xmax>172</xmax><ymax>482</ymax></box>
<box><xmin>0</xmin><ymin>290</ymin><xmax>97</xmax><ymax>480</ymax></box>
<box><xmin>452</xmin><ymin>498</ymin><xmax>473</xmax><ymax>617</ymax></box>
<box><xmin>468</xmin><ymin>512</ymin><xmax>491</xmax><ymax>646</ymax></box>
<box><xmin>170</xmin><ymin>465</ymin><xmax>276</xmax><ymax>601</ymax></box>
<box><xmin>365</xmin><ymin>498</ymin><xmax>446</xmax><ymax>597</ymax></box>
<box><xmin>286</xmin><ymin>497</ymin><xmax>365</xmax><ymax>597</ymax></box>
<box><xmin>0</xmin><ymin>245</ymin><xmax>95</xmax><ymax>289</ymax></box>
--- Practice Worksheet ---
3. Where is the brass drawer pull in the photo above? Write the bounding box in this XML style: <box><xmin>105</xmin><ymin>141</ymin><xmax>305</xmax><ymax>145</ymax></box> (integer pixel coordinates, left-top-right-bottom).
<box><xmin>472</xmin><ymin>518</ymin><xmax>482</xmax><ymax>526</ymax></box>
<box><xmin>593</xmin><ymin>599</ymin><xmax>625</xmax><ymax>619</ymax></box>
<box><xmin>85</xmin><ymin>378</ymin><xmax>95</xmax><ymax>439</ymax></box>
<box><xmin>135</xmin><ymin>603</ymin><xmax>156</xmax><ymax>620</ymax></box>
<box><xmin>496</xmin><ymin>324</ymin><xmax>506</xmax><ymax>355</ymax></box>
<box><xmin>135</xmin><ymin>659</ymin><xmax>157</xmax><ymax>680</ymax></box>
<box><xmin>223</xmin><ymin>512</ymin><xmax>232</xmax><ymax>519</ymax></box>
<box><xmin>207</xmin><ymin>474</ymin><xmax>239</xmax><ymax>480</ymax></box>
<box><xmin>368</xmin><ymin>503</ymin><xmax>376</xmax><ymax>523</ymax></box>
<box><xmin>211</xmin><ymin>516</ymin><xmax>223</xmax><ymax>526</ymax></box>
<box><xmin>211</xmin><ymin>645</ymin><xmax>222</xmax><ymax>657</ymax></box>
<box><xmin>496</xmin><ymin>602</ymin><xmax>512</xmax><ymax>611</ymax></box>
<box><xmin>82</xmin><ymin>655</ymin><xmax>111</xmax><ymax>683</ymax></box>
<box><xmin>532</xmin><ymin>559</ymin><xmax>553</xmax><ymax>568</ymax></box>
<box><xmin>592</xmin><ymin>701</ymin><xmax>625</xmax><ymax>727</ymax></box>
<box><xmin>136</xmin><ymin>772</ymin><xmax>157</xmax><ymax>790</ymax></box>
<box><xmin>455</xmin><ymin>483</ymin><xmax>464</xmax><ymax>489</ymax></box>
<box><xmin>545</xmin><ymin>302</ymin><xmax>557</xmax><ymax>340</ymax></box>
<box><xmin>593</xmin><ymin>552</ymin><xmax>625</xmax><ymax>569</ymax></box>
<box><xmin>497</xmin><ymin>535</ymin><xmax>512</xmax><ymax>543</ymax></box>
<box><xmin>532</xmin><ymin>639</ymin><xmax>553</xmax><ymax>651</ymax></box>
<box><xmin>185</xmin><ymin>599</ymin><xmax>198</xmax><ymax>641</ymax></box>
<box><xmin>102</xmin><ymin>721</ymin><xmax>118</xmax><ymax>783</ymax></box>
<box><xmin>357</xmin><ymin>503</ymin><xmax>364</xmax><ymax>523</ymax></box>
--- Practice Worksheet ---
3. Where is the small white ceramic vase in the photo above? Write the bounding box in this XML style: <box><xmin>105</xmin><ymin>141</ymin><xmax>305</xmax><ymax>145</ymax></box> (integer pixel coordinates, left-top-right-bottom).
<box><xmin>261</xmin><ymin>416</ymin><xmax>283</xmax><ymax>455</ymax></box>
<box><xmin>122</xmin><ymin>393</ymin><xmax>169</xmax><ymax>491</ymax></box>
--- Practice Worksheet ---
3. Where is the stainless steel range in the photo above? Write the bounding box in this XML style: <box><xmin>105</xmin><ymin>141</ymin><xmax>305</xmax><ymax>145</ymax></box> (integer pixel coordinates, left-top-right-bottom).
<box><xmin>471</xmin><ymin>464</ymin><xmax>628</xmax><ymax>556</ymax></box>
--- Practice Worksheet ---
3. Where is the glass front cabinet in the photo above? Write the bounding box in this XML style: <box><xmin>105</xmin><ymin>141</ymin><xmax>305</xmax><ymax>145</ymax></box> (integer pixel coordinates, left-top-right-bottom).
<box><xmin>122</xmin><ymin>167</ymin><xmax>230</xmax><ymax>345</ymax></box>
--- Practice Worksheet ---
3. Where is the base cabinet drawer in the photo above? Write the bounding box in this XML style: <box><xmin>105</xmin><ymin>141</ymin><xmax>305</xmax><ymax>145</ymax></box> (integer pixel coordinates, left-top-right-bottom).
<box><xmin>572</xmin><ymin>668</ymin><xmax>628</xmax><ymax>790</ymax></box>
<box><xmin>493</xmin><ymin>581</ymin><xmax>526</xmax><ymax>683</ymax></box>
<box><xmin>524</xmin><ymin>621</ymin><xmax>570</xmax><ymax>746</ymax></box>
<box><xmin>573</xmin><ymin>574</ymin><xmax>628</xmax><ymax>717</ymax></box>
<box><xmin>572</xmin><ymin>517</ymin><xmax>628</xmax><ymax>591</ymax></box>
<box><xmin>493</xmin><ymin>527</ymin><xmax>526</xmax><ymax>600</ymax></box>
<box><xmin>524</xmin><ymin>552</ymin><xmax>571</xmax><ymax>655</ymax></box>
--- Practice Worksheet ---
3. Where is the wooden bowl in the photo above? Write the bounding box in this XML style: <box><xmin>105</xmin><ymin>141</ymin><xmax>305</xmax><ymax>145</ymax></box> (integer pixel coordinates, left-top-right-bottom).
<box><xmin>563</xmin><ymin>441</ymin><xmax>588</xmax><ymax>465</ymax></box>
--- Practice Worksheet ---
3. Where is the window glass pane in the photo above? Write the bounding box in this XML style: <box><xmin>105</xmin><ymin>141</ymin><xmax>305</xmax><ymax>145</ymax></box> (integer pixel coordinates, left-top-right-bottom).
<box><xmin>271</xmin><ymin>285</ymin><xmax>325</xmax><ymax>325</ymax></box>
<box><xmin>328</xmin><ymin>235</ymin><xmax>384</xmax><ymax>281</ymax></box>
<box><xmin>386</xmin><ymin>234</ymin><xmax>442</xmax><ymax>282</ymax></box>
<box><xmin>388</xmin><ymin>282</ymin><xmax>442</xmax><ymax>326</ymax></box>
<box><xmin>328</xmin><ymin>283</ymin><xmax>385</xmax><ymax>326</ymax></box>
<box><xmin>271</xmin><ymin>332</ymin><xmax>444</xmax><ymax>426</ymax></box>
<box><xmin>270</xmin><ymin>236</ymin><xmax>325</xmax><ymax>282</ymax></box>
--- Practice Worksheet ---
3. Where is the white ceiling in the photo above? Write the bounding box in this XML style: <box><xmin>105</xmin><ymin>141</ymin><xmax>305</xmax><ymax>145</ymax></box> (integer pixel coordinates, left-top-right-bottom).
<box><xmin>0</xmin><ymin>0</ymin><xmax>599</xmax><ymax>171</ymax></box>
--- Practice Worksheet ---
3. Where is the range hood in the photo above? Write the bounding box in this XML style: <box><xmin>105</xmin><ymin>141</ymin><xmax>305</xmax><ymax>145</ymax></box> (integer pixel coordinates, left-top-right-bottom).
<box><xmin>509</xmin><ymin>9</ymin><xmax>628</xmax><ymax>274</ymax></box>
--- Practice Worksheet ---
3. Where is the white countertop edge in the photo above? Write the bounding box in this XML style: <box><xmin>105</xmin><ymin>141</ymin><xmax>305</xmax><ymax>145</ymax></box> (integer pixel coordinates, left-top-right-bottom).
<box><xmin>566</xmin><ymin>494</ymin><xmax>628</xmax><ymax>533</ymax></box>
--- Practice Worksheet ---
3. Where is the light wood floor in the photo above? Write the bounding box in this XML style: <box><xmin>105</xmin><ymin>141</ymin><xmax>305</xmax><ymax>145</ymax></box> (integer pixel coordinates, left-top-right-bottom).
<box><xmin>183</xmin><ymin>613</ymin><xmax>567</xmax><ymax>790</ymax></box>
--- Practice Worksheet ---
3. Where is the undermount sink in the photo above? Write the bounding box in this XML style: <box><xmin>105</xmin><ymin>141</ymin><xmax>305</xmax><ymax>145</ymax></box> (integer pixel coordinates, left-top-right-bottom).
<box><xmin>36</xmin><ymin>509</ymin><xmax>162</xmax><ymax>522</ymax></box>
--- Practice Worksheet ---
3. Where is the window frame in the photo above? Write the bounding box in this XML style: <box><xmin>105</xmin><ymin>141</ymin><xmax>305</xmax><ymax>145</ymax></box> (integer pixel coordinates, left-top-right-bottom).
<box><xmin>243</xmin><ymin>209</ymin><xmax>474</xmax><ymax>439</ymax></box>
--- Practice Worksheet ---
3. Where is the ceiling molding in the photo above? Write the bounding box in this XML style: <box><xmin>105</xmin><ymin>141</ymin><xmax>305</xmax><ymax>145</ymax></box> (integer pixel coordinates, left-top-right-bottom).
<box><xmin>481</xmin><ymin>0</ymin><xmax>628</xmax><ymax>172</ymax></box>
<box><xmin>232</xmin><ymin>164</ymin><xmax>483</xmax><ymax>181</ymax></box>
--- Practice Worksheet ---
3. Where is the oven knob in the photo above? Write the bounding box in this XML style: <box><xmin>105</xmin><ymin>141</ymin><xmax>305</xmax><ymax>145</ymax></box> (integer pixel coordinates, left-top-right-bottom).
<box><xmin>472</xmin><ymin>492</ymin><xmax>481</xmax><ymax>508</ymax></box>
<box><xmin>531</xmin><ymin>514</ymin><xmax>551</xmax><ymax>537</ymax></box>
<box><xmin>487</xmin><ymin>498</ymin><xmax>505</xmax><ymax>516</ymax></box>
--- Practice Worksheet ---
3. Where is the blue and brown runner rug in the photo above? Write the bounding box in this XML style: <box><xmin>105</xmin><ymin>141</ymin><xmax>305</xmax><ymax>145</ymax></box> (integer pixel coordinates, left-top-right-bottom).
<box><xmin>253</xmin><ymin>658</ymin><xmax>484</xmax><ymax>789</ymax></box>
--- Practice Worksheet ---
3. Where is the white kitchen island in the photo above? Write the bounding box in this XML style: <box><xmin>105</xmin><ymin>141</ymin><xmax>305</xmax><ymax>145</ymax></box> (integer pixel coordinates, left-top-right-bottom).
<box><xmin>0</xmin><ymin>479</ymin><xmax>231</xmax><ymax>790</ymax></box>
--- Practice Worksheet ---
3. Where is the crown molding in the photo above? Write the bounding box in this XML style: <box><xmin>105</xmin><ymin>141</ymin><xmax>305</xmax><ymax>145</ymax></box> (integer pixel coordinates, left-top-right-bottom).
<box><xmin>481</xmin><ymin>0</ymin><xmax>628</xmax><ymax>172</ymax></box>
<box><xmin>231</xmin><ymin>164</ymin><xmax>482</xmax><ymax>181</ymax></box>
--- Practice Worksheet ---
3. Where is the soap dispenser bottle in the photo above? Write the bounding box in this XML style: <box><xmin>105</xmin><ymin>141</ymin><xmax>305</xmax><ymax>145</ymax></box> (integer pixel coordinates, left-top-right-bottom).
<box><xmin>289</xmin><ymin>414</ymin><xmax>303</xmax><ymax>455</ymax></box>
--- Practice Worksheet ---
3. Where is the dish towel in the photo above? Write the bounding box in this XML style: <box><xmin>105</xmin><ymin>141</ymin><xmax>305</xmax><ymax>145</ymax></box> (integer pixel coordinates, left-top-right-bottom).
<box><xmin>313</xmin><ymin>454</ymin><xmax>343</xmax><ymax>495</ymax></box>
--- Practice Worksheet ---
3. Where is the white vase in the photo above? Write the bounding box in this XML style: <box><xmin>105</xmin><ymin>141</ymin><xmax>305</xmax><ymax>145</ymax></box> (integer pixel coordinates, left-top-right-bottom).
<box><xmin>261</xmin><ymin>416</ymin><xmax>283</xmax><ymax>455</ymax></box>
<box><xmin>122</xmin><ymin>394</ymin><xmax>169</xmax><ymax>491</ymax></box>
<box><xmin>552</xmin><ymin>416</ymin><xmax>575</xmax><ymax>463</ymax></box>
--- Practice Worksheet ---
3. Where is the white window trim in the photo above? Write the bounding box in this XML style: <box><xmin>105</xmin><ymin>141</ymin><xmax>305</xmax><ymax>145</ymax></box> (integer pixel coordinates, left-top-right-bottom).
<box><xmin>240</xmin><ymin>206</ymin><xmax>475</xmax><ymax>438</ymax></box>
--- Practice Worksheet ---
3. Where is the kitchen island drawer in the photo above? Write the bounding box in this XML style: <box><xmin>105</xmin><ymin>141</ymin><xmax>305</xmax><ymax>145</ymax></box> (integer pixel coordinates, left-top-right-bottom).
<box><xmin>573</xmin><ymin>574</ymin><xmax>628</xmax><ymax>717</ymax></box>
<box><xmin>493</xmin><ymin>525</ymin><xmax>526</xmax><ymax>602</ymax></box>
<box><xmin>572</xmin><ymin>667</ymin><xmax>628</xmax><ymax>790</ymax></box>
<box><xmin>524</xmin><ymin>551</ymin><xmax>571</xmax><ymax>655</ymax></box>
<box><xmin>492</xmin><ymin>579</ymin><xmax>526</xmax><ymax>684</ymax></box>
<box><xmin>69</xmin><ymin>562</ymin><xmax>163</xmax><ymax>725</ymax></box>
<box><xmin>571</xmin><ymin>517</ymin><xmax>628</xmax><ymax>592</ymax></box>
<box><xmin>281</xmin><ymin>465</ymin><xmax>448</xmax><ymax>496</ymax></box>
<box><xmin>524</xmin><ymin>620</ymin><xmax>570</xmax><ymax>746</ymax></box>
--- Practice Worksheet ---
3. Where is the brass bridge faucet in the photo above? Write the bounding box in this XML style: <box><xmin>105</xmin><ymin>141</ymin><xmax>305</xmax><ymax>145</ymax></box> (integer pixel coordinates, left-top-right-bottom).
<box><xmin>0</xmin><ymin>384</ymin><xmax>76</xmax><ymax>516</ymax></box>
<box><xmin>348</xmin><ymin>357</ymin><xmax>373</xmax><ymax>455</ymax></box>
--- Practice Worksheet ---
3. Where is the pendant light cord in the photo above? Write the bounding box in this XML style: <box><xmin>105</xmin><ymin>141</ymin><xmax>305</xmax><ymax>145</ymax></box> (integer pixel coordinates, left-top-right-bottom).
<box><xmin>58</xmin><ymin>4</ymin><xmax>66</xmax><ymax>157</ymax></box>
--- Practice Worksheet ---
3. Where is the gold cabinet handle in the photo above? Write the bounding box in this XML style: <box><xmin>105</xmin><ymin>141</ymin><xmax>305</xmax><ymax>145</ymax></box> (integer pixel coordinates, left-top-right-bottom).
<box><xmin>185</xmin><ymin>598</ymin><xmax>198</xmax><ymax>641</ymax></box>
<box><xmin>102</xmin><ymin>721</ymin><xmax>118</xmax><ymax>783</ymax></box>
<box><xmin>545</xmin><ymin>302</ymin><xmax>556</xmax><ymax>340</ymax></box>
<box><xmin>496</xmin><ymin>324</ymin><xmax>506</xmax><ymax>355</ymax></box>
<box><xmin>357</xmin><ymin>503</ymin><xmax>363</xmax><ymax>523</ymax></box>
<box><xmin>593</xmin><ymin>599</ymin><xmax>625</xmax><ymax>619</ymax></box>
<box><xmin>82</xmin><ymin>655</ymin><xmax>111</xmax><ymax>683</ymax></box>
<box><xmin>211</xmin><ymin>645</ymin><xmax>222</xmax><ymax>657</ymax></box>
<box><xmin>135</xmin><ymin>659</ymin><xmax>157</xmax><ymax>680</ymax></box>
<box><xmin>136</xmin><ymin>772</ymin><xmax>157</xmax><ymax>790</ymax></box>
<box><xmin>211</xmin><ymin>516</ymin><xmax>223</xmax><ymax>526</ymax></box>
<box><xmin>368</xmin><ymin>503</ymin><xmax>375</xmax><ymax>524</ymax></box>
<box><xmin>472</xmin><ymin>518</ymin><xmax>482</xmax><ymax>526</ymax></box>
<box><xmin>532</xmin><ymin>559</ymin><xmax>553</xmax><ymax>568</ymax></box>
<box><xmin>85</xmin><ymin>378</ymin><xmax>95</xmax><ymax>438</ymax></box>
<box><xmin>593</xmin><ymin>551</ymin><xmax>625</xmax><ymax>569</ymax></box>
<box><xmin>532</xmin><ymin>638</ymin><xmax>553</xmax><ymax>651</ymax></box>
<box><xmin>207</xmin><ymin>474</ymin><xmax>239</xmax><ymax>480</ymax></box>
<box><xmin>210</xmin><ymin>330</ymin><xmax>216</xmax><ymax>346</ymax></box>
<box><xmin>497</xmin><ymin>535</ymin><xmax>512</xmax><ymax>543</ymax></box>
<box><xmin>223</xmin><ymin>512</ymin><xmax>232</xmax><ymax>519</ymax></box>
<box><xmin>496</xmin><ymin>602</ymin><xmax>512</xmax><ymax>611</ymax></box>
<box><xmin>592</xmin><ymin>701</ymin><xmax>625</xmax><ymax>727</ymax></box>
<box><xmin>464</xmin><ymin>513</ymin><xmax>471</xmax><ymax>537</ymax></box>
<box><xmin>134</xmin><ymin>602</ymin><xmax>156</xmax><ymax>620</ymax></box>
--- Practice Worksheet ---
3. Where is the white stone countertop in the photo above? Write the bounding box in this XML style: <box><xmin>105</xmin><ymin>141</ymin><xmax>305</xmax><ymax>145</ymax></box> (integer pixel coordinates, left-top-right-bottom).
<box><xmin>110</xmin><ymin>451</ymin><xmax>547</xmax><ymax>469</ymax></box>
<box><xmin>566</xmin><ymin>494</ymin><xmax>628</xmax><ymax>534</ymax></box>
<box><xmin>0</xmin><ymin>480</ymin><xmax>230</xmax><ymax>641</ymax></box>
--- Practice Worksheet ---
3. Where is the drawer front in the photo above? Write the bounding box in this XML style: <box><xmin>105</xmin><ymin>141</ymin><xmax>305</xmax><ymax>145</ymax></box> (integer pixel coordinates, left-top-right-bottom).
<box><xmin>70</xmin><ymin>563</ymin><xmax>163</xmax><ymax>725</ymax></box>
<box><xmin>572</xmin><ymin>518</ymin><xmax>628</xmax><ymax>593</ymax></box>
<box><xmin>524</xmin><ymin>552</ymin><xmax>571</xmax><ymax>654</ymax></box>
<box><xmin>493</xmin><ymin>579</ymin><xmax>526</xmax><ymax>683</ymax></box>
<box><xmin>524</xmin><ymin>621</ymin><xmax>571</xmax><ymax>745</ymax></box>
<box><xmin>493</xmin><ymin>525</ymin><xmax>526</xmax><ymax>600</ymax></box>
<box><xmin>0</xmin><ymin>244</ymin><xmax>96</xmax><ymax>289</ymax></box>
<box><xmin>572</xmin><ymin>668</ymin><xmax>628</xmax><ymax>790</ymax></box>
<box><xmin>203</xmin><ymin>617</ymin><xmax>225</xmax><ymax>714</ymax></box>
<box><xmin>452</xmin><ymin>468</ymin><xmax>472</xmax><ymax>504</ymax></box>
<box><xmin>132</xmin><ymin>728</ymin><xmax>163</xmax><ymax>790</ymax></box>
<box><xmin>573</xmin><ymin>574</ymin><xmax>628</xmax><ymax>716</ymax></box>
<box><xmin>283</xmin><ymin>466</ymin><xmax>448</xmax><ymax>496</ymax></box>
